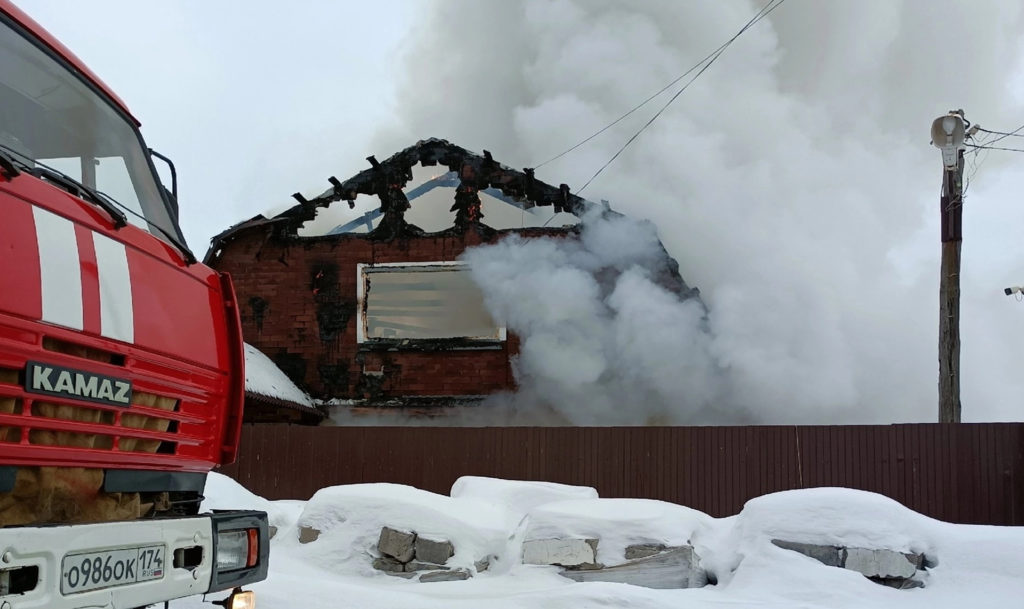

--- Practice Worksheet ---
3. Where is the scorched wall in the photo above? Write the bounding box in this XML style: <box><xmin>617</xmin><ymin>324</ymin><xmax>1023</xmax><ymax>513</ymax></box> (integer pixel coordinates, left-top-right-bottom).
<box><xmin>209</xmin><ymin>227</ymin><xmax>568</xmax><ymax>402</ymax></box>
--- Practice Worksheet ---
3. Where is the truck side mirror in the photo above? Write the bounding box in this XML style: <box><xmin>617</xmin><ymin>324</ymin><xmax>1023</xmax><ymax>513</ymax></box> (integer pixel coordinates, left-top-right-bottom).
<box><xmin>149</xmin><ymin>148</ymin><xmax>178</xmax><ymax>200</ymax></box>
<box><xmin>164</xmin><ymin>185</ymin><xmax>180</xmax><ymax>221</ymax></box>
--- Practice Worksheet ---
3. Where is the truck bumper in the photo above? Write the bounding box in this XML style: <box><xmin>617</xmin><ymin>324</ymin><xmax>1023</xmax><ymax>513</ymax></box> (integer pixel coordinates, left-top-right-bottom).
<box><xmin>0</xmin><ymin>510</ymin><xmax>268</xmax><ymax>609</ymax></box>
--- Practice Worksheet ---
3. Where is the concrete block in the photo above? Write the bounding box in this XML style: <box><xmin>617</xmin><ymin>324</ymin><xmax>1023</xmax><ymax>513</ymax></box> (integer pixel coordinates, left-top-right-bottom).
<box><xmin>771</xmin><ymin>539</ymin><xmax>842</xmax><ymax>567</ymax></box>
<box><xmin>904</xmin><ymin>552</ymin><xmax>927</xmax><ymax>569</ymax></box>
<box><xmin>522</xmin><ymin>538</ymin><xmax>597</xmax><ymax>567</ymax></box>
<box><xmin>405</xmin><ymin>560</ymin><xmax>449</xmax><ymax>572</ymax></box>
<box><xmin>415</xmin><ymin>536</ymin><xmax>454</xmax><ymax>565</ymax></box>
<box><xmin>419</xmin><ymin>569</ymin><xmax>471</xmax><ymax>583</ymax></box>
<box><xmin>298</xmin><ymin>526</ymin><xmax>320</xmax><ymax>544</ymax></box>
<box><xmin>378</xmin><ymin>527</ymin><xmax>416</xmax><ymax>563</ymax></box>
<box><xmin>372</xmin><ymin>556</ymin><xmax>406</xmax><ymax>573</ymax></box>
<box><xmin>571</xmin><ymin>561</ymin><xmax>604</xmax><ymax>571</ymax></box>
<box><xmin>560</xmin><ymin>546</ymin><xmax>707</xmax><ymax>589</ymax></box>
<box><xmin>625</xmin><ymin>543</ymin><xmax>667</xmax><ymax>560</ymax></box>
<box><xmin>843</xmin><ymin>548</ymin><xmax>918</xmax><ymax>579</ymax></box>
<box><xmin>874</xmin><ymin>576</ymin><xmax>925</xmax><ymax>589</ymax></box>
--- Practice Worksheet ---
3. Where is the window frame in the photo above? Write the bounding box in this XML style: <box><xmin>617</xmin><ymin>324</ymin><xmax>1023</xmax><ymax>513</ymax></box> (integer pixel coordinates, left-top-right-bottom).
<box><xmin>356</xmin><ymin>261</ymin><xmax>507</xmax><ymax>347</ymax></box>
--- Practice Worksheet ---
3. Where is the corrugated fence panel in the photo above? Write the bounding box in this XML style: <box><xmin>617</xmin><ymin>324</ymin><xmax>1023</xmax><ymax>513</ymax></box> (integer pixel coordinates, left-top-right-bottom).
<box><xmin>215</xmin><ymin>423</ymin><xmax>1024</xmax><ymax>525</ymax></box>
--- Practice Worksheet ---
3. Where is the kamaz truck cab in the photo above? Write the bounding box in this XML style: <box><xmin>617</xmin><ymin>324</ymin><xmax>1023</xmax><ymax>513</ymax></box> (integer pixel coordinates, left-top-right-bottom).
<box><xmin>0</xmin><ymin>2</ymin><xmax>267</xmax><ymax>608</ymax></box>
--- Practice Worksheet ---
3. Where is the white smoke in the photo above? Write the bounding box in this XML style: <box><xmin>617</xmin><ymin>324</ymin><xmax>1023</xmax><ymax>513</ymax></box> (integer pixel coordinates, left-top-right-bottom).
<box><xmin>462</xmin><ymin>211</ymin><xmax>725</xmax><ymax>425</ymax></box>
<box><xmin>374</xmin><ymin>0</ymin><xmax>1024</xmax><ymax>424</ymax></box>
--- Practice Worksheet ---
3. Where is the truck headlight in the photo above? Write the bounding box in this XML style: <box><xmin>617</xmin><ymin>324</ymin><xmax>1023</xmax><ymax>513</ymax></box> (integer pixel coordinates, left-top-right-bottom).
<box><xmin>226</xmin><ymin>588</ymin><xmax>256</xmax><ymax>609</ymax></box>
<box><xmin>216</xmin><ymin>529</ymin><xmax>259</xmax><ymax>572</ymax></box>
<box><xmin>208</xmin><ymin>512</ymin><xmax>269</xmax><ymax>593</ymax></box>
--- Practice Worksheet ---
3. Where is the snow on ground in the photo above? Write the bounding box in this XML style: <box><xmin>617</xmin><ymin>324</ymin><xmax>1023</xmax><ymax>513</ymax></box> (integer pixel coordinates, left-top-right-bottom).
<box><xmin>243</xmin><ymin>343</ymin><xmax>314</xmax><ymax>406</ymax></box>
<box><xmin>178</xmin><ymin>474</ymin><xmax>1024</xmax><ymax>609</ymax></box>
<box><xmin>451</xmin><ymin>476</ymin><xmax>598</xmax><ymax>524</ymax></box>
<box><xmin>201</xmin><ymin>471</ymin><xmax>305</xmax><ymax>536</ymax></box>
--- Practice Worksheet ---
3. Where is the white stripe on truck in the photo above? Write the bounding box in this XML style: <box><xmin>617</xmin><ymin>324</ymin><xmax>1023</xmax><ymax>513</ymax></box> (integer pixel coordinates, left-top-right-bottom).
<box><xmin>93</xmin><ymin>232</ymin><xmax>135</xmax><ymax>343</ymax></box>
<box><xmin>32</xmin><ymin>207</ymin><xmax>84</xmax><ymax>331</ymax></box>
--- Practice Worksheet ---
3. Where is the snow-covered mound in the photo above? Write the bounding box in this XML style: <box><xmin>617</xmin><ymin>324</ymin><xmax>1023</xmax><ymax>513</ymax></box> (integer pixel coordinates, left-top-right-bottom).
<box><xmin>525</xmin><ymin>498</ymin><xmax>713</xmax><ymax>566</ymax></box>
<box><xmin>243</xmin><ymin>342</ymin><xmax>314</xmax><ymax>406</ymax></box>
<box><xmin>450</xmin><ymin>476</ymin><xmax>598</xmax><ymax>522</ymax></box>
<box><xmin>202</xmin><ymin>473</ymin><xmax>304</xmax><ymax>536</ymax></box>
<box><xmin>201</xmin><ymin>471</ymin><xmax>270</xmax><ymax>513</ymax></box>
<box><xmin>296</xmin><ymin>483</ymin><xmax>510</xmax><ymax>574</ymax></box>
<box><xmin>731</xmin><ymin>486</ymin><xmax>932</xmax><ymax>554</ymax></box>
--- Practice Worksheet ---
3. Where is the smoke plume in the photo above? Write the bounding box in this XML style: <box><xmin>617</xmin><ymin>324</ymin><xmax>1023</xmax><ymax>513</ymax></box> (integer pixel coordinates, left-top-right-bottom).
<box><xmin>461</xmin><ymin>211</ymin><xmax>727</xmax><ymax>425</ymax></box>
<box><xmin>373</xmin><ymin>0</ymin><xmax>1024</xmax><ymax>424</ymax></box>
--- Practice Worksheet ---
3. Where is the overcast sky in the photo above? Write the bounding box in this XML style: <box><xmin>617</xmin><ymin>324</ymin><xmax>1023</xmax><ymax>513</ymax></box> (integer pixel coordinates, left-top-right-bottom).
<box><xmin>17</xmin><ymin>0</ymin><xmax>1024</xmax><ymax>422</ymax></box>
<box><xmin>18</xmin><ymin>0</ymin><xmax>421</xmax><ymax>250</ymax></box>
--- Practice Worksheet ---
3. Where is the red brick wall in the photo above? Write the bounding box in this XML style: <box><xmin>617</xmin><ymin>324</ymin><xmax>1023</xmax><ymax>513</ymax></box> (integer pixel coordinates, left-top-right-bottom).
<box><xmin>209</xmin><ymin>227</ymin><xmax>559</xmax><ymax>401</ymax></box>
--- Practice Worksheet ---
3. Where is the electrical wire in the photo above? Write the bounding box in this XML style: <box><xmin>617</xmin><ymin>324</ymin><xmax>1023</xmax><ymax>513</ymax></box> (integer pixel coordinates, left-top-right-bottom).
<box><xmin>968</xmin><ymin>139</ymin><xmax>993</xmax><ymax>193</ymax></box>
<box><xmin>966</xmin><ymin>144</ymin><xmax>1024</xmax><ymax>153</ymax></box>
<box><xmin>533</xmin><ymin>2</ymin><xmax>777</xmax><ymax>170</ymax></box>
<box><xmin>962</xmin><ymin>132</ymin><xmax>992</xmax><ymax>196</ymax></box>
<box><xmin>533</xmin><ymin>0</ymin><xmax>784</xmax><ymax>172</ymax></box>
<box><xmin>958</xmin><ymin>127</ymin><xmax>1024</xmax><ymax>196</ymax></box>
<box><xmin>976</xmin><ymin>126</ymin><xmax>1024</xmax><ymax>138</ymax></box>
<box><xmin>575</xmin><ymin>0</ymin><xmax>787</xmax><ymax>194</ymax></box>
<box><xmin>976</xmin><ymin>125</ymin><xmax>1024</xmax><ymax>145</ymax></box>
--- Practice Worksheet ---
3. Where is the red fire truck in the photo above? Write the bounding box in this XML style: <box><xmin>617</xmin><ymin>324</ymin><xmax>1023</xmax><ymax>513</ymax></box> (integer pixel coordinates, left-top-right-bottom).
<box><xmin>0</xmin><ymin>2</ymin><xmax>268</xmax><ymax>608</ymax></box>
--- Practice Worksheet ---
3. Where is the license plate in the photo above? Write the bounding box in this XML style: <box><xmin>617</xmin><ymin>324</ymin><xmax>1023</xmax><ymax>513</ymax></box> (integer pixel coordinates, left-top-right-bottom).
<box><xmin>61</xmin><ymin>545</ymin><xmax>165</xmax><ymax>594</ymax></box>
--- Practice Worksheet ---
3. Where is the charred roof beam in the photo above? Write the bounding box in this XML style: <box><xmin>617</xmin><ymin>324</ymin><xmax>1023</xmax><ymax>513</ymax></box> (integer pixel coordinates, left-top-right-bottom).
<box><xmin>205</xmin><ymin>138</ymin><xmax>604</xmax><ymax>259</ymax></box>
<box><xmin>280</xmin><ymin>139</ymin><xmax>590</xmax><ymax>235</ymax></box>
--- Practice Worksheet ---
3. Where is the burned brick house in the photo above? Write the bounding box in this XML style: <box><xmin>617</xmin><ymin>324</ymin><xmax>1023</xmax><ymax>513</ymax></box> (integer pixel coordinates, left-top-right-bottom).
<box><xmin>206</xmin><ymin>139</ymin><xmax>695</xmax><ymax>419</ymax></box>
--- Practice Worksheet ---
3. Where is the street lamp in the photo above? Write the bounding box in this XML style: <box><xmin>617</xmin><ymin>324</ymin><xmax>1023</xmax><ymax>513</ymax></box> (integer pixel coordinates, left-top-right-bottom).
<box><xmin>930</xmin><ymin>110</ymin><xmax>968</xmax><ymax>423</ymax></box>
<box><xmin>931</xmin><ymin>113</ymin><xmax>966</xmax><ymax>169</ymax></box>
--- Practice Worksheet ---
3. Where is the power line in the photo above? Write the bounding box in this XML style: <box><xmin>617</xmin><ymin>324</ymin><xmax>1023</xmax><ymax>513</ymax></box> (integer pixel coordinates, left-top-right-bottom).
<box><xmin>963</xmin><ymin>132</ymin><xmax>993</xmax><ymax>195</ymax></box>
<box><xmin>959</xmin><ymin>128</ymin><xmax>1024</xmax><ymax>195</ymax></box>
<box><xmin>534</xmin><ymin>66</ymin><xmax>700</xmax><ymax>169</ymax></box>
<box><xmin>962</xmin><ymin>140</ymin><xmax>1020</xmax><ymax>197</ymax></box>
<box><xmin>976</xmin><ymin>126</ymin><xmax>1024</xmax><ymax>137</ymax></box>
<box><xmin>534</xmin><ymin>0</ymin><xmax>783</xmax><ymax>172</ymax></box>
<box><xmin>966</xmin><ymin>143</ymin><xmax>1024</xmax><ymax>153</ymax></box>
<box><xmin>575</xmin><ymin>0</ymin><xmax>787</xmax><ymax>194</ymax></box>
<box><xmin>534</xmin><ymin>1</ymin><xmax>779</xmax><ymax>170</ymax></box>
<box><xmin>977</xmin><ymin>125</ymin><xmax>1024</xmax><ymax>145</ymax></box>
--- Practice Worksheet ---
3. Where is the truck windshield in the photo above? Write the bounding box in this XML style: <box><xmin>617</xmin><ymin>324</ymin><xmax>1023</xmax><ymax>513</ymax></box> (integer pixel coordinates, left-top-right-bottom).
<box><xmin>0</xmin><ymin>18</ymin><xmax>182</xmax><ymax>245</ymax></box>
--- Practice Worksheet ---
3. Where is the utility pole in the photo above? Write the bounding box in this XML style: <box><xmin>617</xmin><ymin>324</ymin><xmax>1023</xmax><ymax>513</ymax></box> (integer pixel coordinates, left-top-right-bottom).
<box><xmin>931</xmin><ymin>111</ymin><xmax>967</xmax><ymax>423</ymax></box>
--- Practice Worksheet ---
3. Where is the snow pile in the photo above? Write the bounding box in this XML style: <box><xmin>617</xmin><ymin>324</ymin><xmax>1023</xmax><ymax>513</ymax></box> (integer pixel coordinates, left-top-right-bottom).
<box><xmin>243</xmin><ymin>343</ymin><xmax>314</xmax><ymax>406</ymax></box>
<box><xmin>524</xmin><ymin>498</ymin><xmax>713</xmax><ymax>566</ymax></box>
<box><xmin>295</xmin><ymin>483</ymin><xmax>510</xmax><ymax>574</ymax></box>
<box><xmin>731</xmin><ymin>487</ymin><xmax>933</xmax><ymax>555</ymax></box>
<box><xmin>202</xmin><ymin>473</ymin><xmax>304</xmax><ymax>537</ymax></box>
<box><xmin>450</xmin><ymin>476</ymin><xmax>598</xmax><ymax>523</ymax></box>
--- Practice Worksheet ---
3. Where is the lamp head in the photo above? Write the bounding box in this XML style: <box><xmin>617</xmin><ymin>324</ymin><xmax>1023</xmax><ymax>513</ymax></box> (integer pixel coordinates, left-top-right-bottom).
<box><xmin>931</xmin><ymin>113</ymin><xmax>966</xmax><ymax>169</ymax></box>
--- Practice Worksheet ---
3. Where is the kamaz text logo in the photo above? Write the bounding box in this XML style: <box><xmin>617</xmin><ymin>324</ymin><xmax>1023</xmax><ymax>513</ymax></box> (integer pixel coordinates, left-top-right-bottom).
<box><xmin>25</xmin><ymin>361</ymin><xmax>132</xmax><ymax>407</ymax></box>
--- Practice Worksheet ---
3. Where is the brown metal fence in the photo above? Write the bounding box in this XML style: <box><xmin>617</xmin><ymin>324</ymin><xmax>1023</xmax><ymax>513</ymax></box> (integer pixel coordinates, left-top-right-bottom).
<box><xmin>217</xmin><ymin>423</ymin><xmax>1024</xmax><ymax>525</ymax></box>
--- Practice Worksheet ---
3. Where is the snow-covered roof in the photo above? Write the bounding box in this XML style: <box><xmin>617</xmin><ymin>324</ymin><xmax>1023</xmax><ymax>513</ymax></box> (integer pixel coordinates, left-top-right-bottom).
<box><xmin>244</xmin><ymin>342</ymin><xmax>316</xmax><ymax>409</ymax></box>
